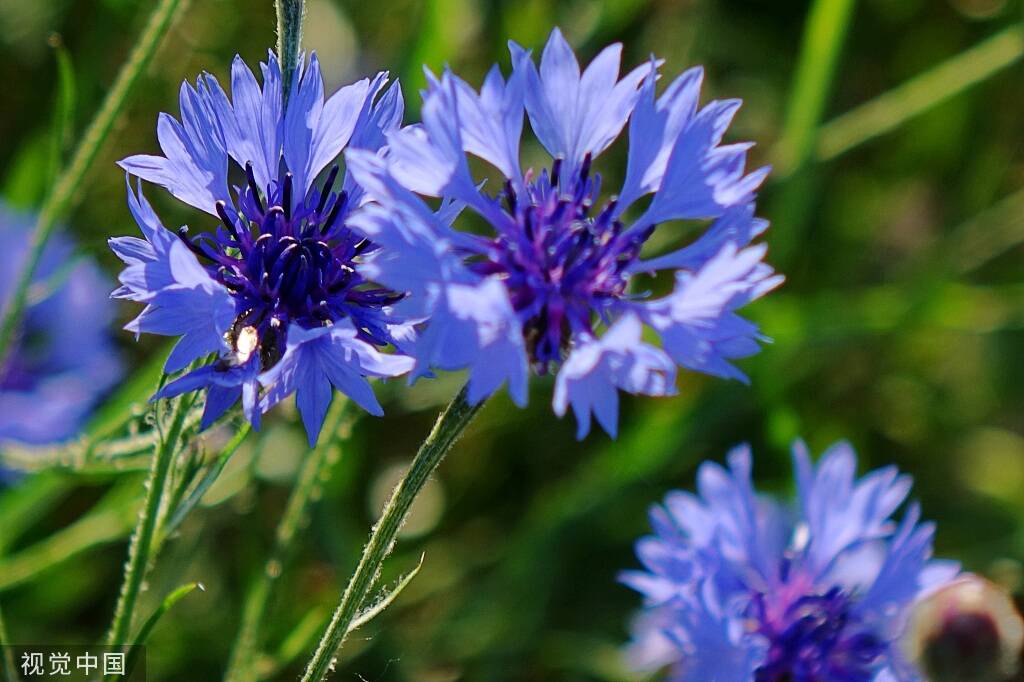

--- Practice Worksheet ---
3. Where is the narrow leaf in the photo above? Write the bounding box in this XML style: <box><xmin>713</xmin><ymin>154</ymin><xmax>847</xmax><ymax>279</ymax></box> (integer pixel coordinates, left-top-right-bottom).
<box><xmin>817</xmin><ymin>25</ymin><xmax>1024</xmax><ymax>161</ymax></box>
<box><xmin>47</xmin><ymin>33</ymin><xmax>77</xmax><ymax>187</ymax></box>
<box><xmin>348</xmin><ymin>553</ymin><xmax>425</xmax><ymax>633</ymax></box>
<box><xmin>121</xmin><ymin>582</ymin><xmax>205</xmax><ymax>680</ymax></box>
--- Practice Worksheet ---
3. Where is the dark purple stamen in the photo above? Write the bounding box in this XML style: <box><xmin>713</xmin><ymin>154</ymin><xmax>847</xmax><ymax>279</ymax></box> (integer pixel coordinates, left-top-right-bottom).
<box><xmin>317</xmin><ymin>165</ymin><xmax>340</xmax><ymax>215</ymax></box>
<box><xmin>322</xmin><ymin>190</ymin><xmax>347</xmax><ymax>234</ymax></box>
<box><xmin>176</xmin><ymin>226</ymin><xmax>215</xmax><ymax>262</ymax></box>
<box><xmin>175</xmin><ymin>167</ymin><xmax>399</xmax><ymax>372</ymax></box>
<box><xmin>752</xmin><ymin>587</ymin><xmax>886</xmax><ymax>682</ymax></box>
<box><xmin>282</xmin><ymin>172</ymin><xmax>293</xmax><ymax>221</ymax></box>
<box><xmin>245</xmin><ymin>161</ymin><xmax>265</xmax><ymax>214</ymax></box>
<box><xmin>215</xmin><ymin>200</ymin><xmax>242</xmax><ymax>244</ymax></box>
<box><xmin>470</xmin><ymin>154</ymin><xmax>651</xmax><ymax>373</ymax></box>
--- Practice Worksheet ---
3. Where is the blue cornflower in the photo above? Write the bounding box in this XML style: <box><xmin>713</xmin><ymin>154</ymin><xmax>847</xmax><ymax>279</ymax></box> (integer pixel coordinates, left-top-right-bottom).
<box><xmin>620</xmin><ymin>441</ymin><xmax>959</xmax><ymax>681</ymax></box>
<box><xmin>110</xmin><ymin>53</ymin><xmax>413</xmax><ymax>444</ymax></box>
<box><xmin>345</xmin><ymin>28</ymin><xmax>781</xmax><ymax>438</ymax></box>
<box><xmin>0</xmin><ymin>205</ymin><xmax>122</xmax><ymax>445</ymax></box>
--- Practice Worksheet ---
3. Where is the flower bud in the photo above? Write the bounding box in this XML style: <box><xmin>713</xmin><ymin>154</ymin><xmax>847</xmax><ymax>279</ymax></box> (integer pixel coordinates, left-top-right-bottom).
<box><xmin>904</xmin><ymin>575</ymin><xmax>1024</xmax><ymax>682</ymax></box>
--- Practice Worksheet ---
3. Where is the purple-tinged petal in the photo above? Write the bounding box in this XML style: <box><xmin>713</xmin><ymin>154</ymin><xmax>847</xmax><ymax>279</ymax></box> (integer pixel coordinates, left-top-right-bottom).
<box><xmin>441</xmin><ymin>64</ymin><xmax>525</xmax><ymax>184</ymax></box>
<box><xmin>553</xmin><ymin>314</ymin><xmax>676</xmax><ymax>439</ymax></box>
<box><xmin>205</xmin><ymin>53</ymin><xmax>283</xmax><ymax>193</ymax></box>
<box><xmin>629</xmin><ymin>204</ymin><xmax>768</xmax><ymax>274</ymax></box>
<box><xmin>410</xmin><ymin>279</ymin><xmax>529</xmax><ymax>407</ymax></box>
<box><xmin>259</xmin><ymin>322</ymin><xmax>412</xmax><ymax>445</ymax></box>
<box><xmin>346</xmin><ymin>149</ymin><xmax>482</xmax><ymax>297</ymax></box>
<box><xmin>634</xmin><ymin>99</ymin><xmax>769</xmax><ymax>228</ymax></box>
<box><xmin>618</xmin><ymin>65</ymin><xmax>704</xmax><ymax>213</ymax></box>
<box><xmin>514</xmin><ymin>28</ymin><xmax>647</xmax><ymax>184</ymax></box>
<box><xmin>156</xmin><ymin>360</ymin><xmax>260</xmax><ymax>430</ymax></box>
<box><xmin>307</xmin><ymin>77</ymin><xmax>370</xmax><ymax>191</ymax></box>
<box><xmin>643</xmin><ymin>243</ymin><xmax>782</xmax><ymax>382</ymax></box>
<box><xmin>796</xmin><ymin>440</ymin><xmax>917</xmax><ymax>577</ymax></box>
<box><xmin>343</xmin><ymin>73</ymin><xmax>404</xmax><ymax>204</ymax></box>
<box><xmin>119</xmin><ymin>83</ymin><xmax>230</xmax><ymax>215</ymax></box>
<box><xmin>384</xmin><ymin>80</ymin><xmax>503</xmax><ymax>223</ymax></box>
<box><xmin>122</xmin><ymin>241</ymin><xmax>235</xmax><ymax>373</ymax></box>
<box><xmin>281</xmin><ymin>53</ymin><xmax>325</xmax><ymax>199</ymax></box>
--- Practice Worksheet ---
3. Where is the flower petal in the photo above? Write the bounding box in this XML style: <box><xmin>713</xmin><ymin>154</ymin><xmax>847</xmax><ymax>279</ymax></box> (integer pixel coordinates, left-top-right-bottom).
<box><xmin>553</xmin><ymin>314</ymin><xmax>676</xmax><ymax>439</ymax></box>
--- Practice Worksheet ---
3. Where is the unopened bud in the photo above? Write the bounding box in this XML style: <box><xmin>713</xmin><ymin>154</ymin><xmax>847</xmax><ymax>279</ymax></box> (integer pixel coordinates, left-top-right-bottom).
<box><xmin>904</xmin><ymin>575</ymin><xmax>1024</xmax><ymax>682</ymax></box>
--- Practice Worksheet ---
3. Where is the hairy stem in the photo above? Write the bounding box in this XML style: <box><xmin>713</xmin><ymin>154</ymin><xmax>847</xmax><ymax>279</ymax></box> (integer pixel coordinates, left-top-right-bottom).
<box><xmin>224</xmin><ymin>398</ymin><xmax>355</xmax><ymax>682</ymax></box>
<box><xmin>105</xmin><ymin>394</ymin><xmax>192</xmax><ymax>646</ymax></box>
<box><xmin>0</xmin><ymin>0</ymin><xmax>187</xmax><ymax>368</ymax></box>
<box><xmin>300</xmin><ymin>386</ymin><xmax>484</xmax><ymax>681</ymax></box>
<box><xmin>276</xmin><ymin>0</ymin><xmax>306</xmax><ymax>106</ymax></box>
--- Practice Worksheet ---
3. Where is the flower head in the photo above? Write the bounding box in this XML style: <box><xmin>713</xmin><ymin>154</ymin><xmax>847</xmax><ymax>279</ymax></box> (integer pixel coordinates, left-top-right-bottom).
<box><xmin>620</xmin><ymin>441</ymin><xmax>959</xmax><ymax>681</ymax></box>
<box><xmin>1</xmin><ymin>205</ymin><xmax>122</xmax><ymax>445</ymax></box>
<box><xmin>111</xmin><ymin>53</ymin><xmax>412</xmax><ymax>444</ymax></box>
<box><xmin>346</xmin><ymin>28</ymin><xmax>781</xmax><ymax>438</ymax></box>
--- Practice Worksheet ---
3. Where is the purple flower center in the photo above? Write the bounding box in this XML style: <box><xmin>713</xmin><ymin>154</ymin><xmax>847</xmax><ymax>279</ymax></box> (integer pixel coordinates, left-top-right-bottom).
<box><xmin>470</xmin><ymin>155</ymin><xmax>651</xmax><ymax>373</ymax></box>
<box><xmin>752</xmin><ymin>586</ymin><xmax>886</xmax><ymax>682</ymax></box>
<box><xmin>176</xmin><ymin>163</ymin><xmax>400</xmax><ymax>367</ymax></box>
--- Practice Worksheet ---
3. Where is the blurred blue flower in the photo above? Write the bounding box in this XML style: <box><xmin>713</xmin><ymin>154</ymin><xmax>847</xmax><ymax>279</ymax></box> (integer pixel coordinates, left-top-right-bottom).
<box><xmin>110</xmin><ymin>53</ymin><xmax>413</xmax><ymax>445</ymax></box>
<box><xmin>345</xmin><ymin>28</ymin><xmax>781</xmax><ymax>438</ymax></box>
<box><xmin>620</xmin><ymin>441</ymin><xmax>959</xmax><ymax>681</ymax></box>
<box><xmin>0</xmin><ymin>205</ymin><xmax>122</xmax><ymax>446</ymax></box>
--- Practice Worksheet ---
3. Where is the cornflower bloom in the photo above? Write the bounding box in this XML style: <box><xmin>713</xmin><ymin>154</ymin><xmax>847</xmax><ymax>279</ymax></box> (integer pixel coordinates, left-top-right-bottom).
<box><xmin>620</xmin><ymin>441</ymin><xmax>959</xmax><ymax>681</ymax></box>
<box><xmin>0</xmin><ymin>206</ymin><xmax>121</xmax><ymax>445</ymax></box>
<box><xmin>346</xmin><ymin>28</ymin><xmax>781</xmax><ymax>438</ymax></box>
<box><xmin>110</xmin><ymin>52</ymin><xmax>414</xmax><ymax>444</ymax></box>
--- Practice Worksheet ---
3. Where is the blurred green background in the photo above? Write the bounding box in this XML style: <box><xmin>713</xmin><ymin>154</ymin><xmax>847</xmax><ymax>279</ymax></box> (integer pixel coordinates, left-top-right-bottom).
<box><xmin>2</xmin><ymin>0</ymin><xmax>1024</xmax><ymax>679</ymax></box>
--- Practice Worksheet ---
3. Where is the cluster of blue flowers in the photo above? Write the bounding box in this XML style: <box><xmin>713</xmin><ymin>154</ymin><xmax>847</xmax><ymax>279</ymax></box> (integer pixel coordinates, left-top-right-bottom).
<box><xmin>110</xmin><ymin>28</ymin><xmax>780</xmax><ymax>445</ymax></box>
<box><xmin>0</xmin><ymin>23</ymin><xmax>962</xmax><ymax>681</ymax></box>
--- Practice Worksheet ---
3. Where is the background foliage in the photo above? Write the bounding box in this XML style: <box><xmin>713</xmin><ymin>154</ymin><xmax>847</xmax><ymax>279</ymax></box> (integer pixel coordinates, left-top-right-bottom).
<box><xmin>2</xmin><ymin>0</ymin><xmax>1024</xmax><ymax>679</ymax></box>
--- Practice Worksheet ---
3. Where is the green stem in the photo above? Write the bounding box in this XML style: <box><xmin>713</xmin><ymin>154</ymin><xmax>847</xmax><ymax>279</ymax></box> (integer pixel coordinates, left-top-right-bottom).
<box><xmin>0</xmin><ymin>604</ymin><xmax>18</xmax><ymax>682</ymax></box>
<box><xmin>774</xmin><ymin>0</ymin><xmax>857</xmax><ymax>177</ymax></box>
<box><xmin>300</xmin><ymin>386</ymin><xmax>484</xmax><ymax>682</ymax></box>
<box><xmin>276</xmin><ymin>0</ymin><xmax>306</xmax><ymax>105</ymax></box>
<box><xmin>105</xmin><ymin>395</ymin><xmax>192</xmax><ymax>646</ymax></box>
<box><xmin>0</xmin><ymin>0</ymin><xmax>186</xmax><ymax>368</ymax></box>
<box><xmin>771</xmin><ymin>0</ymin><xmax>856</xmax><ymax>266</ymax></box>
<box><xmin>224</xmin><ymin>398</ymin><xmax>355</xmax><ymax>682</ymax></box>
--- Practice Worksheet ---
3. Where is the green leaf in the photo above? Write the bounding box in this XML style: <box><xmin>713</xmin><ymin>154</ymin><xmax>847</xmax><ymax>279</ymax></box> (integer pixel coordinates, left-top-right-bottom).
<box><xmin>0</xmin><ymin>402</ymin><xmax>203</xmax><ymax>475</ymax></box>
<box><xmin>120</xmin><ymin>582</ymin><xmax>205</xmax><ymax>680</ymax></box>
<box><xmin>47</xmin><ymin>33</ymin><xmax>77</xmax><ymax>188</ymax></box>
<box><xmin>816</xmin><ymin>25</ymin><xmax>1024</xmax><ymax>163</ymax></box>
<box><xmin>348</xmin><ymin>553</ymin><xmax>425</xmax><ymax>632</ymax></box>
